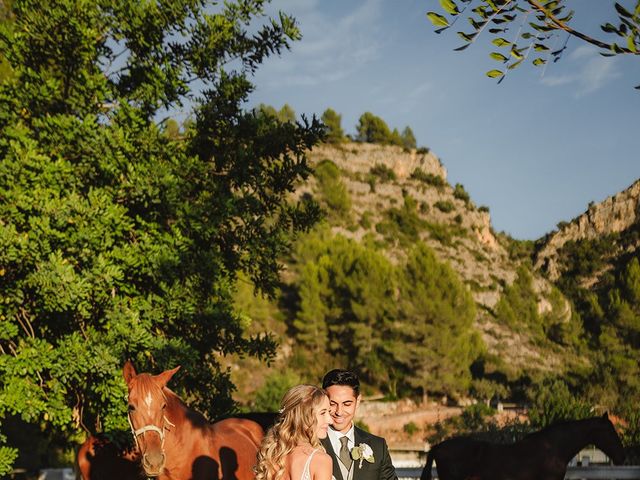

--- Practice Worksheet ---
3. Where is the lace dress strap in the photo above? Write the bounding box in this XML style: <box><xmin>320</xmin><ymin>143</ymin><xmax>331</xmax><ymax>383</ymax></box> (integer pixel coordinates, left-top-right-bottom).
<box><xmin>301</xmin><ymin>449</ymin><xmax>319</xmax><ymax>480</ymax></box>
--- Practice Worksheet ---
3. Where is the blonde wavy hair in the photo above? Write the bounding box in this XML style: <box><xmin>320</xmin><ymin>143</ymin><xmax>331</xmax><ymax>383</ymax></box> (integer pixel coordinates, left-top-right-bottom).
<box><xmin>255</xmin><ymin>385</ymin><xmax>329</xmax><ymax>480</ymax></box>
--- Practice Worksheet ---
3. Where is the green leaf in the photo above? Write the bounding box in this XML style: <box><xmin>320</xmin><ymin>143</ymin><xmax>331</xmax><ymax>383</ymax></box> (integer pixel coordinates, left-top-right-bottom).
<box><xmin>530</xmin><ymin>22</ymin><xmax>555</xmax><ymax>32</ymax></box>
<box><xmin>508</xmin><ymin>58</ymin><xmax>524</xmax><ymax>69</ymax></box>
<box><xmin>486</xmin><ymin>69</ymin><xmax>504</xmax><ymax>78</ymax></box>
<box><xmin>454</xmin><ymin>43</ymin><xmax>473</xmax><ymax>51</ymax></box>
<box><xmin>427</xmin><ymin>12</ymin><xmax>450</xmax><ymax>28</ymax></box>
<box><xmin>457</xmin><ymin>31</ymin><xmax>475</xmax><ymax>42</ymax></box>
<box><xmin>472</xmin><ymin>6</ymin><xmax>489</xmax><ymax>19</ymax></box>
<box><xmin>490</xmin><ymin>52</ymin><xmax>508</xmax><ymax>62</ymax></box>
<box><xmin>492</xmin><ymin>37</ymin><xmax>511</xmax><ymax>47</ymax></box>
<box><xmin>533</xmin><ymin>57</ymin><xmax>547</xmax><ymax>66</ymax></box>
<box><xmin>351</xmin><ymin>447</ymin><xmax>362</xmax><ymax>460</ymax></box>
<box><xmin>510</xmin><ymin>48</ymin><xmax>523</xmax><ymax>60</ymax></box>
<box><xmin>628</xmin><ymin>34</ymin><xmax>638</xmax><ymax>53</ymax></box>
<box><xmin>534</xmin><ymin>43</ymin><xmax>550</xmax><ymax>51</ymax></box>
<box><xmin>615</xmin><ymin>2</ymin><xmax>633</xmax><ymax>18</ymax></box>
<box><xmin>611</xmin><ymin>42</ymin><xmax>625</xmax><ymax>53</ymax></box>
<box><xmin>469</xmin><ymin>17</ymin><xmax>487</xmax><ymax>30</ymax></box>
<box><xmin>601</xmin><ymin>23</ymin><xmax>619</xmax><ymax>34</ymax></box>
<box><xmin>439</xmin><ymin>0</ymin><xmax>460</xmax><ymax>16</ymax></box>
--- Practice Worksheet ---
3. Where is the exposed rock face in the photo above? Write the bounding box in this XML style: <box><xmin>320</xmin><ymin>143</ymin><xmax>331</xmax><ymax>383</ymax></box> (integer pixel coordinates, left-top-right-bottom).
<box><xmin>299</xmin><ymin>141</ymin><xmax>575</xmax><ymax>372</ymax></box>
<box><xmin>312</xmin><ymin>142</ymin><xmax>447</xmax><ymax>180</ymax></box>
<box><xmin>535</xmin><ymin>179</ymin><xmax>640</xmax><ymax>280</ymax></box>
<box><xmin>306</xmin><ymin>143</ymin><xmax>508</xmax><ymax>307</ymax></box>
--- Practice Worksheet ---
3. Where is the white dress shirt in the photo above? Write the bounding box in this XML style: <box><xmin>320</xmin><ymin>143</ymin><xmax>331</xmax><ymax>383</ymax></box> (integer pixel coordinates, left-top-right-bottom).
<box><xmin>327</xmin><ymin>423</ymin><xmax>355</xmax><ymax>456</ymax></box>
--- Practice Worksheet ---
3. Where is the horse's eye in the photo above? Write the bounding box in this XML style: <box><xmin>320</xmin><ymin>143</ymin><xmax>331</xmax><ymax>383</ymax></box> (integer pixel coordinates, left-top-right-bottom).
<box><xmin>161</xmin><ymin>403</ymin><xmax>166</xmax><ymax>410</ymax></box>
<box><xmin>128</xmin><ymin>404</ymin><xmax>135</xmax><ymax>412</ymax></box>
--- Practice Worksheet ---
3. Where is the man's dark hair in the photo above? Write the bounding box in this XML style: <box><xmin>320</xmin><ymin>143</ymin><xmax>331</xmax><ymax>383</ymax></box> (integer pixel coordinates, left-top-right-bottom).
<box><xmin>322</xmin><ymin>369</ymin><xmax>360</xmax><ymax>397</ymax></box>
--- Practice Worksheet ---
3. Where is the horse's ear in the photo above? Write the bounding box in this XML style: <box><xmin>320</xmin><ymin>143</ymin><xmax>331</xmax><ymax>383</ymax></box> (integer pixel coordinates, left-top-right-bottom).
<box><xmin>154</xmin><ymin>365</ymin><xmax>181</xmax><ymax>388</ymax></box>
<box><xmin>603</xmin><ymin>411</ymin><xmax>609</xmax><ymax>420</ymax></box>
<box><xmin>123</xmin><ymin>361</ymin><xmax>137</xmax><ymax>386</ymax></box>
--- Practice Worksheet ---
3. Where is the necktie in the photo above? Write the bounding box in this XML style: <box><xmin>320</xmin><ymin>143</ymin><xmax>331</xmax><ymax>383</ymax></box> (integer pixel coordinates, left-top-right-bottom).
<box><xmin>339</xmin><ymin>436</ymin><xmax>352</xmax><ymax>470</ymax></box>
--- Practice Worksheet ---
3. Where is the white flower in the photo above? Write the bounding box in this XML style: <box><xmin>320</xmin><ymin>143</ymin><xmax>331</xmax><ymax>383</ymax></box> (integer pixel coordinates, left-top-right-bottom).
<box><xmin>350</xmin><ymin>443</ymin><xmax>375</xmax><ymax>468</ymax></box>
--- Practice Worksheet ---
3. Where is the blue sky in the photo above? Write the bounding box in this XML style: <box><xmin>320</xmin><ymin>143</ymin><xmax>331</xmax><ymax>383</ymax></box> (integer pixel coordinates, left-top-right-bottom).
<box><xmin>247</xmin><ymin>0</ymin><xmax>640</xmax><ymax>240</ymax></box>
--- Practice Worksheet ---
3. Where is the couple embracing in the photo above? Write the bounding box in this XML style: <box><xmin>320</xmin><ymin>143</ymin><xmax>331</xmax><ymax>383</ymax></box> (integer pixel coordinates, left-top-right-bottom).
<box><xmin>255</xmin><ymin>369</ymin><xmax>397</xmax><ymax>480</ymax></box>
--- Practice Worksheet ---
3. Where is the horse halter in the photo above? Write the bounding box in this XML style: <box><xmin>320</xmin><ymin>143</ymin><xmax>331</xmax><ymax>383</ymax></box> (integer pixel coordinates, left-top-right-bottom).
<box><xmin>126</xmin><ymin>402</ymin><xmax>176</xmax><ymax>451</ymax></box>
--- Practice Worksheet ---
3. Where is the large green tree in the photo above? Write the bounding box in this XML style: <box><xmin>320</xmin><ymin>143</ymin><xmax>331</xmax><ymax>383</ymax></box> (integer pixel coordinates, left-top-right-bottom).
<box><xmin>0</xmin><ymin>0</ymin><xmax>323</xmax><ymax>473</ymax></box>
<box><xmin>356</xmin><ymin>112</ymin><xmax>393</xmax><ymax>144</ymax></box>
<box><xmin>427</xmin><ymin>0</ymin><xmax>640</xmax><ymax>88</ymax></box>
<box><xmin>321</xmin><ymin>108</ymin><xmax>345</xmax><ymax>144</ymax></box>
<box><xmin>393</xmin><ymin>243</ymin><xmax>481</xmax><ymax>397</ymax></box>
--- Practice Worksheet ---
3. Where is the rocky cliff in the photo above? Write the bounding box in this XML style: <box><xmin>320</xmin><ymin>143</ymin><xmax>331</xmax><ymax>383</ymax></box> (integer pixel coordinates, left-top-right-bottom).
<box><xmin>299</xmin><ymin>142</ymin><xmax>574</xmax><ymax>372</ymax></box>
<box><xmin>534</xmin><ymin>179</ymin><xmax>640</xmax><ymax>281</ymax></box>
<box><xmin>306</xmin><ymin>142</ymin><xmax>509</xmax><ymax>307</ymax></box>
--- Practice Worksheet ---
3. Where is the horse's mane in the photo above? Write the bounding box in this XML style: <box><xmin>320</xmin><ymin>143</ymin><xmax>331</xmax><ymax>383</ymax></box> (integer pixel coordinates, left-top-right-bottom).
<box><xmin>162</xmin><ymin>385</ymin><xmax>210</xmax><ymax>430</ymax></box>
<box><xmin>523</xmin><ymin>416</ymin><xmax>602</xmax><ymax>441</ymax></box>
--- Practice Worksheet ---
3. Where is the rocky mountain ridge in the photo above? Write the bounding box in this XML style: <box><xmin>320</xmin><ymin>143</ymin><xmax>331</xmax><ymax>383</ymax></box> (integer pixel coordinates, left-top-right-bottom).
<box><xmin>301</xmin><ymin>142</ymin><xmax>569</xmax><ymax>372</ymax></box>
<box><xmin>534</xmin><ymin>179</ymin><xmax>640</xmax><ymax>281</ymax></box>
<box><xmin>306</xmin><ymin>142</ymin><xmax>508</xmax><ymax>307</ymax></box>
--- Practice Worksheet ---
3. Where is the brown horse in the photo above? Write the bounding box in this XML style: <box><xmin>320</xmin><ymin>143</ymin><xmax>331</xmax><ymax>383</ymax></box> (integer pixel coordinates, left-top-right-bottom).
<box><xmin>77</xmin><ymin>362</ymin><xmax>267</xmax><ymax>480</ymax></box>
<box><xmin>421</xmin><ymin>413</ymin><xmax>625</xmax><ymax>480</ymax></box>
<box><xmin>77</xmin><ymin>434</ymin><xmax>143</xmax><ymax>480</ymax></box>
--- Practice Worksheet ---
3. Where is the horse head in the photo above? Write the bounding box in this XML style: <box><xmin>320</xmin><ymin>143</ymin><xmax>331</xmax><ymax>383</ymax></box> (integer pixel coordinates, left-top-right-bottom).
<box><xmin>593</xmin><ymin>412</ymin><xmax>625</xmax><ymax>465</ymax></box>
<box><xmin>123</xmin><ymin>361</ymin><xmax>181</xmax><ymax>477</ymax></box>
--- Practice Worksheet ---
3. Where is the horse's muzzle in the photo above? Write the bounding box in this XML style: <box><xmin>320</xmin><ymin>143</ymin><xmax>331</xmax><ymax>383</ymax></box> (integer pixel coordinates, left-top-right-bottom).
<box><xmin>142</xmin><ymin>450</ymin><xmax>166</xmax><ymax>477</ymax></box>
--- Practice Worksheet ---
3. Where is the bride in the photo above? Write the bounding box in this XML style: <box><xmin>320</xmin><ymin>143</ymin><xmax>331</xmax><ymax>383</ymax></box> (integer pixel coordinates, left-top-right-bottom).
<box><xmin>255</xmin><ymin>385</ymin><xmax>334</xmax><ymax>480</ymax></box>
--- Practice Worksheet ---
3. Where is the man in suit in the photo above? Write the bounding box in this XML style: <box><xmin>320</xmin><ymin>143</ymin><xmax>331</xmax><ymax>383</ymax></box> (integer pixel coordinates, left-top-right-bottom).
<box><xmin>321</xmin><ymin>369</ymin><xmax>398</xmax><ymax>480</ymax></box>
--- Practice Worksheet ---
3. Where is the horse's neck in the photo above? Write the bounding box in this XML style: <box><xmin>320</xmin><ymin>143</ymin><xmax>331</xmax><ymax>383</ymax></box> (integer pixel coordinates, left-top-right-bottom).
<box><xmin>541</xmin><ymin>420</ymin><xmax>597</xmax><ymax>461</ymax></box>
<box><xmin>164</xmin><ymin>389</ymin><xmax>209</xmax><ymax>448</ymax></box>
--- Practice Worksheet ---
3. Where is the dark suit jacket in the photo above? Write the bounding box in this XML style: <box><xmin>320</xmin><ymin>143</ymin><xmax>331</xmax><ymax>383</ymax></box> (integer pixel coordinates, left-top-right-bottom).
<box><xmin>321</xmin><ymin>427</ymin><xmax>397</xmax><ymax>480</ymax></box>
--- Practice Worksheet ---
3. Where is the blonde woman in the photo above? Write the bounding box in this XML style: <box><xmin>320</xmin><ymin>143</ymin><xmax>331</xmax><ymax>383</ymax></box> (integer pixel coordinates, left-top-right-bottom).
<box><xmin>255</xmin><ymin>385</ymin><xmax>333</xmax><ymax>480</ymax></box>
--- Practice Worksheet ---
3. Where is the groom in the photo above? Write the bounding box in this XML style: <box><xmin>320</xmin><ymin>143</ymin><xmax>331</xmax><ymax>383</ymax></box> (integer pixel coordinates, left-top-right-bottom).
<box><xmin>321</xmin><ymin>369</ymin><xmax>398</xmax><ymax>480</ymax></box>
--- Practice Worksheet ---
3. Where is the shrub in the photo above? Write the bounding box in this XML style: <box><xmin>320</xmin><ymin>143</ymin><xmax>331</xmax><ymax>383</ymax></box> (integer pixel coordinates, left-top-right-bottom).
<box><xmin>315</xmin><ymin>159</ymin><xmax>351</xmax><ymax>215</ymax></box>
<box><xmin>410</xmin><ymin>168</ymin><xmax>446</xmax><ymax>188</ymax></box>
<box><xmin>403</xmin><ymin>421</ymin><xmax>419</xmax><ymax>435</ymax></box>
<box><xmin>355</xmin><ymin>420</ymin><xmax>370</xmax><ymax>432</ymax></box>
<box><xmin>360</xmin><ymin>211</ymin><xmax>373</xmax><ymax>230</ymax></box>
<box><xmin>253</xmin><ymin>370</ymin><xmax>302</xmax><ymax>411</ymax></box>
<box><xmin>356</xmin><ymin>112</ymin><xmax>392</xmax><ymax>144</ymax></box>
<box><xmin>369</xmin><ymin>164</ymin><xmax>396</xmax><ymax>182</ymax></box>
<box><xmin>435</xmin><ymin>200</ymin><xmax>455</xmax><ymax>213</ymax></box>
<box><xmin>453</xmin><ymin>183</ymin><xmax>471</xmax><ymax>204</ymax></box>
<box><xmin>321</xmin><ymin>108</ymin><xmax>345</xmax><ymax>143</ymax></box>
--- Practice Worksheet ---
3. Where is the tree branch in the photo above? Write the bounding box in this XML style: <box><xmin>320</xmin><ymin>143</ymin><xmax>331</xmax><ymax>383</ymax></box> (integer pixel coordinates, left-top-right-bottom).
<box><xmin>527</xmin><ymin>0</ymin><xmax>639</xmax><ymax>54</ymax></box>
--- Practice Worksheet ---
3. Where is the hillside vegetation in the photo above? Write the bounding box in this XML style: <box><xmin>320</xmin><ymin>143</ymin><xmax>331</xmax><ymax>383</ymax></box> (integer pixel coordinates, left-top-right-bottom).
<box><xmin>228</xmin><ymin>136</ymin><xmax>638</xmax><ymax>417</ymax></box>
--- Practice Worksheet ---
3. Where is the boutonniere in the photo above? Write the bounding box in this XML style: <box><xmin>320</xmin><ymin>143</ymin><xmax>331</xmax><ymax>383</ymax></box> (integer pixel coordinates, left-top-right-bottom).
<box><xmin>350</xmin><ymin>443</ymin><xmax>374</xmax><ymax>468</ymax></box>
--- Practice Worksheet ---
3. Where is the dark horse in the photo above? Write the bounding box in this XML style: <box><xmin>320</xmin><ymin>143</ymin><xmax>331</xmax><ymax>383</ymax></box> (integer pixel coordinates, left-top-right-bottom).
<box><xmin>421</xmin><ymin>413</ymin><xmax>625</xmax><ymax>480</ymax></box>
<box><xmin>77</xmin><ymin>362</ymin><xmax>277</xmax><ymax>480</ymax></box>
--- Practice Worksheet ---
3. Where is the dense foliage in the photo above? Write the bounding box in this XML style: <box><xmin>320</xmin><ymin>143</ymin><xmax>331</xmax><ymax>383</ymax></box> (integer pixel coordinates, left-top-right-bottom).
<box><xmin>356</xmin><ymin>112</ymin><xmax>417</xmax><ymax>148</ymax></box>
<box><xmin>288</xmin><ymin>228</ymin><xmax>481</xmax><ymax>398</ymax></box>
<box><xmin>0</xmin><ymin>0</ymin><xmax>324</xmax><ymax>473</ymax></box>
<box><xmin>321</xmin><ymin>108</ymin><xmax>346</xmax><ymax>144</ymax></box>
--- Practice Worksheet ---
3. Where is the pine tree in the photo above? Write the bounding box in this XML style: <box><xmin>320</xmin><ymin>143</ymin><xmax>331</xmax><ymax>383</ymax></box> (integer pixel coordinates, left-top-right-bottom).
<box><xmin>321</xmin><ymin>108</ymin><xmax>345</xmax><ymax>143</ymax></box>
